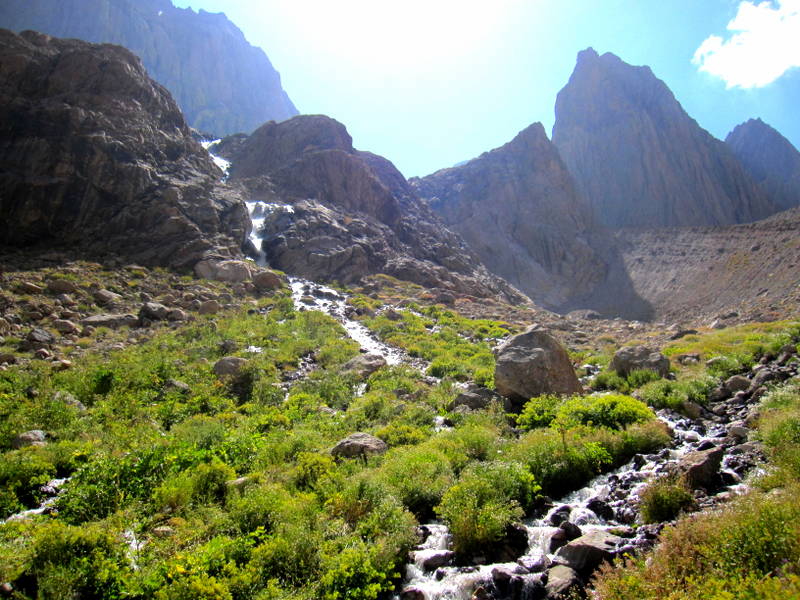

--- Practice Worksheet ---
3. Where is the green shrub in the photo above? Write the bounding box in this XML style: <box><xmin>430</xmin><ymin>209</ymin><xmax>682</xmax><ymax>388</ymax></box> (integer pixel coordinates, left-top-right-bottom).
<box><xmin>378</xmin><ymin>446</ymin><xmax>454</xmax><ymax>518</ymax></box>
<box><xmin>15</xmin><ymin>521</ymin><xmax>131</xmax><ymax>600</ymax></box>
<box><xmin>627</xmin><ymin>369</ymin><xmax>663</xmax><ymax>388</ymax></box>
<box><xmin>374</xmin><ymin>423</ymin><xmax>430</xmax><ymax>447</ymax></box>
<box><xmin>318</xmin><ymin>542</ymin><xmax>394</xmax><ymax>600</ymax></box>
<box><xmin>436</xmin><ymin>464</ymin><xmax>526</xmax><ymax>555</ymax></box>
<box><xmin>154</xmin><ymin>574</ymin><xmax>233</xmax><ymax>600</ymax></box>
<box><xmin>554</xmin><ymin>394</ymin><xmax>654</xmax><ymax>430</ymax></box>
<box><xmin>639</xmin><ymin>476</ymin><xmax>696</xmax><ymax>523</ymax></box>
<box><xmin>516</xmin><ymin>394</ymin><xmax>561</xmax><ymax>430</ymax></box>
<box><xmin>592</xmin><ymin>371</ymin><xmax>630</xmax><ymax>394</ymax></box>
<box><xmin>293</xmin><ymin>452</ymin><xmax>335</xmax><ymax>491</ymax></box>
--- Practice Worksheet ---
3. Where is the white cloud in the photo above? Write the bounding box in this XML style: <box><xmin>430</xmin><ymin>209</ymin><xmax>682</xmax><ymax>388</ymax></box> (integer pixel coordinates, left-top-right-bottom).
<box><xmin>692</xmin><ymin>0</ymin><xmax>800</xmax><ymax>88</ymax></box>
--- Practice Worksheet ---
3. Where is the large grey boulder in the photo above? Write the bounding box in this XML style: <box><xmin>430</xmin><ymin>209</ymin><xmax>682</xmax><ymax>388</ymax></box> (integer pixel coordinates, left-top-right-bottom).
<box><xmin>610</xmin><ymin>345</ymin><xmax>670</xmax><ymax>378</ymax></box>
<box><xmin>447</xmin><ymin>383</ymin><xmax>510</xmax><ymax>412</ymax></box>
<box><xmin>195</xmin><ymin>259</ymin><xmax>253</xmax><ymax>283</ymax></box>
<box><xmin>493</xmin><ymin>326</ymin><xmax>581</xmax><ymax>404</ymax></box>
<box><xmin>331</xmin><ymin>432</ymin><xmax>388</xmax><ymax>459</ymax></box>
<box><xmin>554</xmin><ymin>530</ymin><xmax>622</xmax><ymax>575</ymax></box>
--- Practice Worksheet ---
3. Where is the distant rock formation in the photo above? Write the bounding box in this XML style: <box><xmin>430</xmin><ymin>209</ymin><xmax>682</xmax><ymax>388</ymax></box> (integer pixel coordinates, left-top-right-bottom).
<box><xmin>0</xmin><ymin>29</ymin><xmax>248</xmax><ymax>267</ymax></box>
<box><xmin>412</xmin><ymin>123</ymin><xmax>653</xmax><ymax>319</ymax></box>
<box><xmin>552</xmin><ymin>48</ymin><xmax>776</xmax><ymax>228</ymax></box>
<box><xmin>726</xmin><ymin>118</ymin><xmax>800</xmax><ymax>212</ymax></box>
<box><xmin>222</xmin><ymin>115</ymin><xmax>526</xmax><ymax>302</ymax></box>
<box><xmin>0</xmin><ymin>0</ymin><xmax>297</xmax><ymax>136</ymax></box>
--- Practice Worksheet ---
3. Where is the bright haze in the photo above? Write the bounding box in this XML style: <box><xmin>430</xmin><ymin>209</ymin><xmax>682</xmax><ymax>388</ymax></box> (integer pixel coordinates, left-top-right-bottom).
<box><xmin>173</xmin><ymin>0</ymin><xmax>800</xmax><ymax>178</ymax></box>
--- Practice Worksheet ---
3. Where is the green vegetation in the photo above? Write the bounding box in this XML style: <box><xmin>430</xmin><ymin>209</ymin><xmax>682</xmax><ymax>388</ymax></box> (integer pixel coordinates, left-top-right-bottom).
<box><xmin>593</xmin><ymin>363</ymin><xmax>800</xmax><ymax>599</ymax></box>
<box><xmin>638</xmin><ymin>476</ymin><xmax>696</xmax><ymax>524</ymax></box>
<box><xmin>361</xmin><ymin>304</ymin><xmax>512</xmax><ymax>384</ymax></box>
<box><xmin>591</xmin><ymin>368</ymin><xmax>663</xmax><ymax>395</ymax></box>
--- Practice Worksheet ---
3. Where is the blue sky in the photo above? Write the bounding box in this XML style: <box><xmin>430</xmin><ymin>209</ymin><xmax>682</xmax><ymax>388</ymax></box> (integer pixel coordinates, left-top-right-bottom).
<box><xmin>174</xmin><ymin>0</ymin><xmax>800</xmax><ymax>178</ymax></box>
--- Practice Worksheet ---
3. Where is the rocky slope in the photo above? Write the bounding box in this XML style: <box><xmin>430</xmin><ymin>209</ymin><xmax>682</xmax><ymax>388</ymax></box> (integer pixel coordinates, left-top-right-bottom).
<box><xmin>411</xmin><ymin>123</ymin><xmax>653</xmax><ymax>320</ymax></box>
<box><xmin>0</xmin><ymin>29</ymin><xmax>248</xmax><ymax>269</ymax></box>
<box><xmin>726</xmin><ymin>118</ymin><xmax>800</xmax><ymax>212</ymax></box>
<box><xmin>552</xmin><ymin>48</ymin><xmax>776</xmax><ymax>228</ymax></box>
<box><xmin>616</xmin><ymin>207</ymin><xmax>800</xmax><ymax>323</ymax></box>
<box><xmin>0</xmin><ymin>0</ymin><xmax>297</xmax><ymax>136</ymax></box>
<box><xmin>221</xmin><ymin>115</ymin><xmax>526</xmax><ymax>302</ymax></box>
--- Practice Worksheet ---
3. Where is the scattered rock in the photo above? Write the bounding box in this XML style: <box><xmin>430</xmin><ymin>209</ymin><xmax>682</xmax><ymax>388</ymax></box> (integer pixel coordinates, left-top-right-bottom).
<box><xmin>93</xmin><ymin>289</ymin><xmax>122</xmax><ymax>305</ymax></box>
<box><xmin>152</xmin><ymin>526</ymin><xmax>175</xmax><ymax>538</ymax></box>
<box><xmin>17</xmin><ymin>281</ymin><xmax>44</xmax><ymax>294</ymax></box>
<box><xmin>493</xmin><ymin>326</ymin><xmax>581</xmax><ymax>405</ymax></box>
<box><xmin>167</xmin><ymin>308</ymin><xmax>188</xmax><ymax>321</ymax></box>
<box><xmin>724</xmin><ymin>375</ymin><xmax>750</xmax><ymax>394</ymax></box>
<box><xmin>139</xmin><ymin>302</ymin><xmax>170</xmax><ymax>321</ymax></box>
<box><xmin>80</xmin><ymin>313</ymin><xmax>138</xmax><ymax>329</ymax></box>
<box><xmin>448</xmin><ymin>384</ymin><xmax>510</xmax><ymax>412</ymax></box>
<box><xmin>12</xmin><ymin>429</ymin><xmax>47</xmax><ymax>449</ymax></box>
<box><xmin>610</xmin><ymin>345</ymin><xmax>670</xmax><ymax>378</ymax></box>
<box><xmin>198</xmin><ymin>299</ymin><xmax>221</xmax><ymax>315</ymax></box>
<box><xmin>22</xmin><ymin>327</ymin><xmax>55</xmax><ymax>350</ymax></box>
<box><xmin>341</xmin><ymin>354</ymin><xmax>387</xmax><ymax>379</ymax></box>
<box><xmin>46</xmin><ymin>279</ymin><xmax>78</xmax><ymax>294</ymax></box>
<box><xmin>213</xmin><ymin>356</ymin><xmax>249</xmax><ymax>377</ymax></box>
<box><xmin>331</xmin><ymin>432</ymin><xmax>388</xmax><ymax>459</ymax></box>
<box><xmin>195</xmin><ymin>259</ymin><xmax>252</xmax><ymax>283</ymax></box>
<box><xmin>53</xmin><ymin>319</ymin><xmax>80</xmax><ymax>335</ymax></box>
<box><xmin>252</xmin><ymin>270</ymin><xmax>284</xmax><ymax>291</ymax></box>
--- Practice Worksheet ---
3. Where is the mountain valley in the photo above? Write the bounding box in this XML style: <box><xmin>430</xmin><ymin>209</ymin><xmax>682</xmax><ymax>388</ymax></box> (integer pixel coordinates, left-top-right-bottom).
<box><xmin>1</xmin><ymin>4</ymin><xmax>800</xmax><ymax>600</ymax></box>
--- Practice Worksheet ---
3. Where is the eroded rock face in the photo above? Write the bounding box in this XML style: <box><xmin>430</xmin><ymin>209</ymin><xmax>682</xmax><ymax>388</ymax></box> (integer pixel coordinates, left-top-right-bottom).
<box><xmin>0</xmin><ymin>0</ymin><xmax>297</xmax><ymax>136</ymax></box>
<box><xmin>552</xmin><ymin>48</ymin><xmax>777</xmax><ymax>228</ymax></box>
<box><xmin>0</xmin><ymin>29</ymin><xmax>248</xmax><ymax>267</ymax></box>
<box><xmin>413</xmin><ymin>123</ymin><xmax>604</xmax><ymax>309</ymax></box>
<box><xmin>227</xmin><ymin>115</ymin><xmax>525</xmax><ymax>302</ymax></box>
<box><xmin>726</xmin><ymin>118</ymin><xmax>800</xmax><ymax>212</ymax></box>
<box><xmin>494</xmin><ymin>326</ymin><xmax>582</xmax><ymax>406</ymax></box>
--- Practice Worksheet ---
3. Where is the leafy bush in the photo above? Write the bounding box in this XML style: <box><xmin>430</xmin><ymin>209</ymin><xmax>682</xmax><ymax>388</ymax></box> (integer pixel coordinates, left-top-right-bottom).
<box><xmin>318</xmin><ymin>542</ymin><xmax>394</xmax><ymax>600</ymax></box>
<box><xmin>627</xmin><ymin>369</ymin><xmax>663</xmax><ymax>388</ymax></box>
<box><xmin>592</xmin><ymin>371</ymin><xmax>630</xmax><ymax>394</ymax></box>
<box><xmin>554</xmin><ymin>394</ymin><xmax>654</xmax><ymax>430</ymax></box>
<box><xmin>435</xmin><ymin>463</ymin><xmax>529</xmax><ymax>555</ymax></box>
<box><xmin>639</xmin><ymin>476</ymin><xmax>696</xmax><ymax>523</ymax></box>
<box><xmin>516</xmin><ymin>394</ymin><xmax>561</xmax><ymax>430</ymax></box>
<box><xmin>378</xmin><ymin>446</ymin><xmax>454</xmax><ymax>518</ymax></box>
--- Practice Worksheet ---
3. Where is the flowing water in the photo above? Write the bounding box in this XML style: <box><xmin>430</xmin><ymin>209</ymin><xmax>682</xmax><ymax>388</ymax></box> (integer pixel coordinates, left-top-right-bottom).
<box><xmin>395</xmin><ymin>408</ymin><xmax>754</xmax><ymax>600</ymax></box>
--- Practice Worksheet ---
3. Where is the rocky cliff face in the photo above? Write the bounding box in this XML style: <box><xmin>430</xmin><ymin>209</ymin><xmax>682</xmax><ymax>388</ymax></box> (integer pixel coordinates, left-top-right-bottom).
<box><xmin>0</xmin><ymin>29</ymin><xmax>248</xmax><ymax>268</ymax></box>
<box><xmin>222</xmin><ymin>115</ymin><xmax>526</xmax><ymax>302</ymax></box>
<box><xmin>412</xmin><ymin>123</ymin><xmax>653</xmax><ymax>319</ymax></box>
<box><xmin>0</xmin><ymin>0</ymin><xmax>297</xmax><ymax>136</ymax></box>
<box><xmin>552</xmin><ymin>48</ymin><xmax>776</xmax><ymax>228</ymax></box>
<box><xmin>726</xmin><ymin>118</ymin><xmax>800</xmax><ymax>213</ymax></box>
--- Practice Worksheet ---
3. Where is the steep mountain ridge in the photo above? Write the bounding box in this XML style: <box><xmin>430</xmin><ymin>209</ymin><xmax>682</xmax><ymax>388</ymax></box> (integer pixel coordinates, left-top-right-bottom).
<box><xmin>726</xmin><ymin>118</ymin><xmax>800</xmax><ymax>212</ymax></box>
<box><xmin>0</xmin><ymin>0</ymin><xmax>298</xmax><ymax>136</ymax></box>
<box><xmin>0</xmin><ymin>28</ymin><xmax>247</xmax><ymax>268</ymax></box>
<box><xmin>222</xmin><ymin>116</ymin><xmax>527</xmax><ymax>302</ymax></box>
<box><xmin>411</xmin><ymin>123</ymin><xmax>651</xmax><ymax>319</ymax></box>
<box><xmin>552</xmin><ymin>48</ymin><xmax>777</xmax><ymax>228</ymax></box>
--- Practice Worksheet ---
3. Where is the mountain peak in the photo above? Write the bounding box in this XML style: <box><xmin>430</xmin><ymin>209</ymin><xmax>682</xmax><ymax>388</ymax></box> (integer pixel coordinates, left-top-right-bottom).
<box><xmin>552</xmin><ymin>50</ymin><xmax>776</xmax><ymax>228</ymax></box>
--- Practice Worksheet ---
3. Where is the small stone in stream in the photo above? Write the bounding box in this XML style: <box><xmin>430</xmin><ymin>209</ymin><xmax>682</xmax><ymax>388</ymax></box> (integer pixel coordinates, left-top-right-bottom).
<box><xmin>559</xmin><ymin>520</ymin><xmax>582</xmax><ymax>541</ymax></box>
<box><xmin>517</xmin><ymin>555</ymin><xmax>551</xmax><ymax>573</ymax></box>
<box><xmin>728</xmin><ymin>425</ymin><xmax>749</xmax><ymax>441</ymax></box>
<box><xmin>545</xmin><ymin>565</ymin><xmax>580</xmax><ymax>598</ymax></box>
<box><xmin>587</xmin><ymin>498</ymin><xmax>615</xmax><ymax>521</ymax></box>
<box><xmin>679</xmin><ymin>446</ymin><xmax>724</xmax><ymax>490</ymax></box>
<box><xmin>418</xmin><ymin>550</ymin><xmax>455</xmax><ymax>570</ymax></box>
<box><xmin>549</xmin><ymin>528</ymin><xmax>569</xmax><ymax>553</ymax></box>
<box><xmin>400</xmin><ymin>588</ymin><xmax>425</xmax><ymax>600</ymax></box>
<box><xmin>549</xmin><ymin>506</ymin><xmax>571</xmax><ymax>526</ymax></box>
